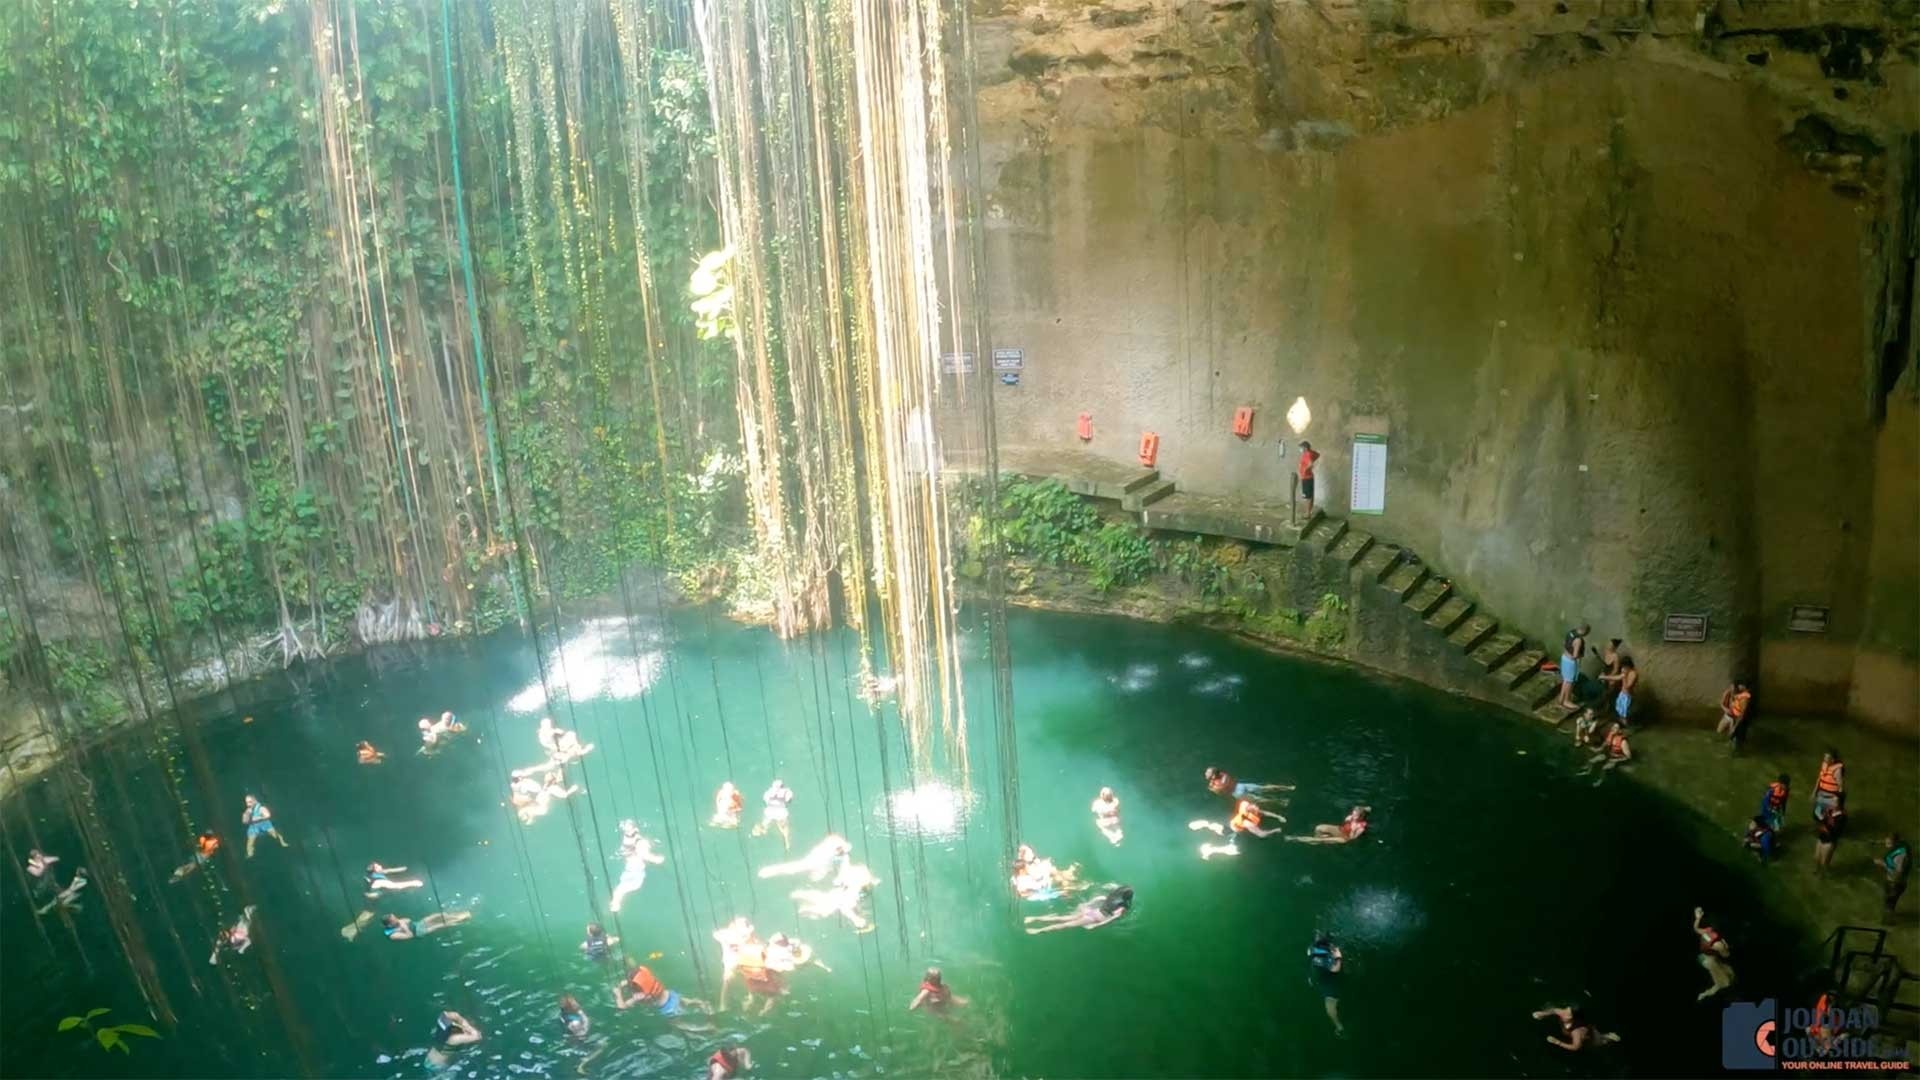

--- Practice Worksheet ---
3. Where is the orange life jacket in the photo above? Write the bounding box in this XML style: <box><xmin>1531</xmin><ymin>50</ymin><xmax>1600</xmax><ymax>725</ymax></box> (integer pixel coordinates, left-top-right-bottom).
<box><xmin>1606</xmin><ymin>730</ymin><xmax>1628</xmax><ymax>758</ymax></box>
<box><xmin>1727</xmin><ymin>690</ymin><xmax>1751</xmax><ymax>718</ymax></box>
<box><xmin>1817</xmin><ymin>761</ymin><xmax>1843</xmax><ymax>794</ymax></box>
<box><xmin>727</xmin><ymin>790</ymin><xmax>744</xmax><ymax>813</ymax></box>
<box><xmin>1229</xmin><ymin>801</ymin><xmax>1262</xmax><ymax>832</ymax></box>
<box><xmin>920</xmin><ymin>979</ymin><xmax>950</xmax><ymax>1004</ymax></box>
<box><xmin>197</xmin><ymin>835</ymin><xmax>220</xmax><ymax>857</ymax></box>
<box><xmin>710</xmin><ymin>1051</ymin><xmax>738</xmax><ymax>1078</ymax></box>
<box><xmin>628</xmin><ymin>967</ymin><xmax>665</xmax><ymax>1000</ymax></box>
<box><xmin>1766</xmin><ymin>782</ymin><xmax>1788</xmax><ymax>810</ymax></box>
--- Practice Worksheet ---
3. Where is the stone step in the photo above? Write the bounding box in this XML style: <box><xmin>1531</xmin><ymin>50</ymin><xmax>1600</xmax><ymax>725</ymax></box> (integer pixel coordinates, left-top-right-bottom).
<box><xmin>1425</xmin><ymin>595</ymin><xmax>1475</xmax><ymax>635</ymax></box>
<box><xmin>1494</xmin><ymin>648</ymin><xmax>1548</xmax><ymax>690</ymax></box>
<box><xmin>1121</xmin><ymin>477</ymin><xmax>1176</xmax><ymax>511</ymax></box>
<box><xmin>1316</xmin><ymin>516</ymin><xmax>1349</xmax><ymax>550</ymax></box>
<box><xmin>1449</xmin><ymin>613</ymin><xmax>1500</xmax><ymax>653</ymax></box>
<box><xmin>1512</xmin><ymin>670</ymin><xmax>1562</xmax><ymax>710</ymax></box>
<box><xmin>1407</xmin><ymin>579</ymin><xmax>1452</xmax><ymax>619</ymax></box>
<box><xmin>1532</xmin><ymin>702</ymin><xmax>1572</xmax><ymax>725</ymax></box>
<box><xmin>1298</xmin><ymin>510</ymin><xmax>1333</xmax><ymax>542</ymax></box>
<box><xmin>1118</xmin><ymin>469</ymin><xmax>1162</xmax><ymax>495</ymax></box>
<box><xmin>1328</xmin><ymin>529</ymin><xmax>1374</xmax><ymax>567</ymax></box>
<box><xmin>1354</xmin><ymin>544</ymin><xmax>1402</xmax><ymax>585</ymax></box>
<box><xmin>1469</xmin><ymin>630</ymin><xmax>1525</xmax><ymax>671</ymax></box>
<box><xmin>1382</xmin><ymin>561</ymin><xmax>1429</xmax><ymax>600</ymax></box>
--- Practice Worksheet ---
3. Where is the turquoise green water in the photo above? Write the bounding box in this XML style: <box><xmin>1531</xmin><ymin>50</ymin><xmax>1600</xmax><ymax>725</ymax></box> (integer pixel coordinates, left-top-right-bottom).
<box><xmin>2</xmin><ymin>607</ymin><xmax>1803</xmax><ymax>1078</ymax></box>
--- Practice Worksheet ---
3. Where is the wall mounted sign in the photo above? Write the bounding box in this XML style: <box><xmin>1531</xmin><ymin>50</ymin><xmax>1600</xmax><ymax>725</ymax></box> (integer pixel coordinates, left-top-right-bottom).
<box><xmin>1787</xmin><ymin>605</ymin><xmax>1830</xmax><ymax>634</ymax></box>
<box><xmin>1662</xmin><ymin>614</ymin><xmax>1709</xmax><ymax>643</ymax></box>
<box><xmin>999</xmin><ymin>372</ymin><xmax>1020</xmax><ymax>386</ymax></box>
<box><xmin>992</xmin><ymin>347</ymin><xmax>1024</xmax><ymax>371</ymax></box>
<box><xmin>941</xmin><ymin>352</ymin><xmax>974</xmax><ymax>375</ymax></box>
<box><xmin>1350</xmin><ymin>433</ymin><xmax>1387</xmax><ymax>515</ymax></box>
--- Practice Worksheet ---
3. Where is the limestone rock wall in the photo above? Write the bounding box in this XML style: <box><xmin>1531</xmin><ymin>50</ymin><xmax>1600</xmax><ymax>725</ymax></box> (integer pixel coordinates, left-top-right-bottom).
<box><xmin>966</xmin><ymin>0</ymin><xmax>1918</xmax><ymax>729</ymax></box>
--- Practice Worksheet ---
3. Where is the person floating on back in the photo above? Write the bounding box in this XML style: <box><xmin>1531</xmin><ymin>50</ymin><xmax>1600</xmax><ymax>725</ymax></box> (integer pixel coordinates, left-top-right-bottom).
<box><xmin>1190</xmin><ymin>798</ymin><xmax>1285</xmax><ymax>859</ymax></box>
<box><xmin>1289</xmin><ymin>805</ymin><xmax>1370</xmax><ymax>845</ymax></box>
<box><xmin>1203</xmin><ymin>767</ymin><xmax>1293</xmax><ymax>809</ymax></box>
<box><xmin>381</xmin><ymin>910</ymin><xmax>473</xmax><ymax>941</ymax></box>
<box><xmin>1532</xmin><ymin>1005</ymin><xmax>1621</xmax><ymax>1052</ymax></box>
<box><xmin>364</xmin><ymin>862</ymin><xmax>425</xmax><ymax>897</ymax></box>
<box><xmin>1023</xmin><ymin>885</ymin><xmax>1132</xmax><ymax>935</ymax></box>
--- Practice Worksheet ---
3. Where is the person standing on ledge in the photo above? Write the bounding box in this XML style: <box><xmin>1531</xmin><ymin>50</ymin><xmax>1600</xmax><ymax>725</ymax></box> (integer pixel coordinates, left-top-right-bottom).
<box><xmin>1556</xmin><ymin>624</ymin><xmax>1589</xmax><ymax>711</ymax></box>
<box><xmin>1812</xmin><ymin>803</ymin><xmax>1845</xmax><ymax>874</ymax></box>
<box><xmin>1884</xmin><ymin>835</ymin><xmax>1912</xmax><ymax>922</ymax></box>
<box><xmin>1813</xmin><ymin>750</ymin><xmax>1846</xmax><ymax>819</ymax></box>
<box><xmin>1716</xmin><ymin>681</ymin><xmax>1753</xmax><ymax>751</ymax></box>
<box><xmin>1296</xmin><ymin>441</ymin><xmax>1321</xmax><ymax>519</ymax></box>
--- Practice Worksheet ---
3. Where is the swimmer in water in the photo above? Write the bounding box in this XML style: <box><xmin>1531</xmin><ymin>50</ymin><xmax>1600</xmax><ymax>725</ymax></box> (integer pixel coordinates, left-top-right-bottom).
<box><xmin>1288</xmin><ymin>805</ymin><xmax>1371</xmax><ymax>845</ymax></box>
<box><xmin>417</xmin><ymin>712</ymin><xmax>466</xmax><ymax>753</ymax></box>
<box><xmin>356</xmin><ymin>741</ymin><xmax>385</xmax><ymax>765</ymax></box>
<box><xmin>1532</xmin><ymin>1005</ymin><xmax>1622</xmax><ymax>1051</ymax></box>
<box><xmin>708</xmin><ymin>1046</ymin><xmax>753</xmax><ymax>1080</ymax></box>
<box><xmin>907</xmin><ymin>967</ymin><xmax>968</xmax><ymax>1015</ymax></box>
<box><xmin>609</xmin><ymin>824</ymin><xmax>666</xmax><ymax>913</ymax></box>
<box><xmin>1578</xmin><ymin>724</ymin><xmax>1632</xmax><ymax>782</ymax></box>
<box><xmin>710</xmin><ymin>782</ymin><xmax>745</xmax><ymax>829</ymax></box>
<box><xmin>614</xmin><ymin>963</ymin><xmax>715</xmax><ymax>1029</ymax></box>
<box><xmin>758</xmin><ymin>834</ymin><xmax>851</xmax><ymax>882</ymax></box>
<box><xmin>241</xmin><ymin>794</ymin><xmax>288</xmax><ymax>857</ymax></box>
<box><xmin>426</xmin><ymin>1009</ymin><xmax>482</xmax><ymax>1070</ymax></box>
<box><xmin>749</xmin><ymin>780</ymin><xmax>795</xmax><ymax>851</ymax></box>
<box><xmin>31</xmin><ymin>854</ymin><xmax>88</xmax><ymax>915</ymax></box>
<box><xmin>536</xmin><ymin>716</ymin><xmax>594</xmax><ymax>764</ymax></box>
<box><xmin>209</xmin><ymin>905</ymin><xmax>257</xmax><ymax>965</ymax></box>
<box><xmin>791</xmin><ymin>861</ymin><xmax>878</xmax><ymax>931</ymax></box>
<box><xmin>380</xmin><ymin>910</ymin><xmax>474</xmax><ymax>941</ymax></box>
<box><xmin>856</xmin><ymin>672</ymin><xmax>897</xmax><ymax>704</ymax></box>
<box><xmin>1010</xmin><ymin>844</ymin><xmax>1083</xmax><ymax>900</ymax></box>
<box><xmin>1307</xmin><ymin>932</ymin><xmax>1344</xmax><ymax>1036</ymax></box>
<box><xmin>1024</xmin><ymin>885</ymin><xmax>1132</xmax><ymax>934</ymax></box>
<box><xmin>579</xmin><ymin>922</ymin><xmax>619</xmax><ymax>962</ymax></box>
<box><xmin>557</xmin><ymin>994</ymin><xmax>589</xmax><ymax>1038</ymax></box>
<box><xmin>1092</xmin><ymin>787</ymin><xmax>1124</xmax><ymax>846</ymax></box>
<box><xmin>363</xmin><ymin>862</ymin><xmax>426</xmax><ymax>897</ymax></box>
<box><xmin>1204</xmin><ymin>766</ymin><xmax>1294</xmax><ymax>809</ymax></box>
<box><xmin>1190</xmin><ymin>798</ymin><xmax>1285</xmax><ymax>859</ymax></box>
<box><xmin>169</xmin><ymin>832</ymin><xmax>221</xmax><ymax>883</ymax></box>
<box><xmin>712</xmin><ymin>917</ymin><xmax>765</xmax><ymax>1012</ymax></box>
<box><xmin>511</xmin><ymin>768</ymin><xmax>582</xmax><ymax>825</ymax></box>
<box><xmin>1693</xmin><ymin>907</ymin><xmax>1736</xmax><ymax>1000</ymax></box>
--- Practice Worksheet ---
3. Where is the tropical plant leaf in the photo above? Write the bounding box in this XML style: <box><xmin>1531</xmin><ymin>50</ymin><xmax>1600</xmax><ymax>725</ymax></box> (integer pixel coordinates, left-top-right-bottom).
<box><xmin>58</xmin><ymin>1016</ymin><xmax>83</xmax><ymax>1032</ymax></box>
<box><xmin>114</xmin><ymin>1024</ymin><xmax>159</xmax><ymax>1039</ymax></box>
<box><xmin>96</xmin><ymin>1028</ymin><xmax>119</xmax><ymax>1051</ymax></box>
<box><xmin>85</xmin><ymin>1008</ymin><xmax>110</xmax><ymax>1020</ymax></box>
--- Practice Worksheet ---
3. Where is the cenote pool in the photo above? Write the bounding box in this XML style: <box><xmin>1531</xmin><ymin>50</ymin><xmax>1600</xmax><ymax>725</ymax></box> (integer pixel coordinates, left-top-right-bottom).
<box><xmin>1</xmin><ymin>607</ymin><xmax>1807</xmax><ymax>1078</ymax></box>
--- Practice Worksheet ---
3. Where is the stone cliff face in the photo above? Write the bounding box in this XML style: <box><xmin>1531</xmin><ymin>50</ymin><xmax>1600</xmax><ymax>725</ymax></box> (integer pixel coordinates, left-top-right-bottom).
<box><xmin>967</xmin><ymin>0</ymin><xmax>1918</xmax><ymax>729</ymax></box>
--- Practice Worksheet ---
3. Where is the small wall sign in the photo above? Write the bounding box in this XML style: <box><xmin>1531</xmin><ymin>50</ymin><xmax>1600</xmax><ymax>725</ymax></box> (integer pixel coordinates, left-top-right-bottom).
<box><xmin>941</xmin><ymin>352</ymin><xmax>975</xmax><ymax>375</ymax></box>
<box><xmin>992</xmin><ymin>347</ymin><xmax>1024</xmax><ymax>371</ymax></box>
<box><xmin>1787</xmin><ymin>605</ymin><xmax>1830</xmax><ymax>634</ymax></box>
<box><xmin>1662</xmin><ymin>614</ymin><xmax>1709</xmax><ymax>643</ymax></box>
<box><xmin>1350</xmin><ymin>433</ymin><xmax>1387</xmax><ymax>515</ymax></box>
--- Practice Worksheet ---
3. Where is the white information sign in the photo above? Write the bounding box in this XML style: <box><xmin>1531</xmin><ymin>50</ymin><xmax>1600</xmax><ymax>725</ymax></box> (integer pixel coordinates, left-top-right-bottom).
<box><xmin>1350</xmin><ymin>433</ymin><xmax>1387</xmax><ymax>515</ymax></box>
<box><xmin>992</xmin><ymin>347</ymin><xmax>1025</xmax><ymax>371</ymax></box>
<box><xmin>941</xmin><ymin>352</ymin><xmax>975</xmax><ymax>375</ymax></box>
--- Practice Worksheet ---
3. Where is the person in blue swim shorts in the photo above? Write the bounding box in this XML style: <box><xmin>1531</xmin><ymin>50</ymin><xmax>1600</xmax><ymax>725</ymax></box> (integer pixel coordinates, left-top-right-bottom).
<box><xmin>241</xmin><ymin>794</ymin><xmax>288</xmax><ymax>858</ymax></box>
<box><xmin>1557</xmin><ymin>623</ymin><xmax>1590</xmax><ymax>710</ymax></box>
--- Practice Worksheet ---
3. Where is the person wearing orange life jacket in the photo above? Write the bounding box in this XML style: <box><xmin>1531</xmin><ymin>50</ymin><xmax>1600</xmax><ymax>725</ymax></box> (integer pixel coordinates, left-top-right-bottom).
<box><xmin>1758</xmin><ymin>775</ymin><xmax>1789</xmax><ymax>831</ymax></box>
<box><xmin>1289</xmin><ymin>805</ymin><xmax>1372</xmax><ymax>846</ymax></box>
<box><xmin>1716</xmin><ymin>681</ymin><xmax>1754</xmax><ymax>751</ymax></box>
<box><xmin>1190</xmin><ymin>798</ymin><xmax>1286</xmax><ymax>859</ymax></box>
<box><xmin>708</xmin><ymin>1046</ymin><xmax>753</xmax><ymax>1080</ymax></box>
<box><xmin>613</xmin><ymin>962</ymin><xmax>714</xmax><ymax>1025</ymax></box>
<box><xmin>1813</xmin><ymin>750</ymin><xmax>1845</xmax><ymax>818</ymax></box>
<box><xmin>170</xmin><ymin>831</ymin><xmax>222</xmax><ymax>883</ymax></box>
<box><xmin>1580</xmin><ymin>725</ymin><xmax>1632</xmax><ymax>782</ymax></box>
<box><xmin>1806</xmin><ymin>991</ymin><xmax>1840</xmax><ymax>1052</ymax></box>
<box><xmin>710</xmin><ymin>782</ymin><xmax>745</xmax><ymax>829</ymax></box>
<box><xmin>1692</xmin><ymin>907</ymin><xmax>1735</xmax><ymax>1000</ymax></box>
<box><xmin>907</xmin><ymin>967</ymin><xmax>969</xmax><ymax>1016</ymax></box>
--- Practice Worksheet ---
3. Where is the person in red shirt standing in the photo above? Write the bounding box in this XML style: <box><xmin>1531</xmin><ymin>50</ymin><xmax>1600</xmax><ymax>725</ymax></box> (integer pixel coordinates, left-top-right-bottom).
<box><xmin>1297</xmin><ymin>441</ymin><xmax>1321</xmax><ymax>518</ymax></box>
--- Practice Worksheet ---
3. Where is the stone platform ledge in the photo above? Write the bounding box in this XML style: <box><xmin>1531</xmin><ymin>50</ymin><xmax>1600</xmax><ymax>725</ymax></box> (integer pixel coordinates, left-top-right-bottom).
<box><xmin>1140</xmin><ymin>490</ymin><xmax>1306</xmax><ymax>546</ymax></box>
<box><xmin>942</xmin><ymin>445</ymin><xmax>1159</xmax><ymax>502</ymax></box>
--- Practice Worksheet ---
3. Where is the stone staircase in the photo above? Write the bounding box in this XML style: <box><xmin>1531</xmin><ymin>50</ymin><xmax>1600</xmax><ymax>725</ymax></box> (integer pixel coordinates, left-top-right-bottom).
<box><xmin>1299</xmin><ymin>511</ymin><xmax>1566</xmax><ymax>718</ymax></box>
<box><xmin>968</xmin><ymin>446</ymin><xmax>1570</xmax><ymax>724</ymax></box>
